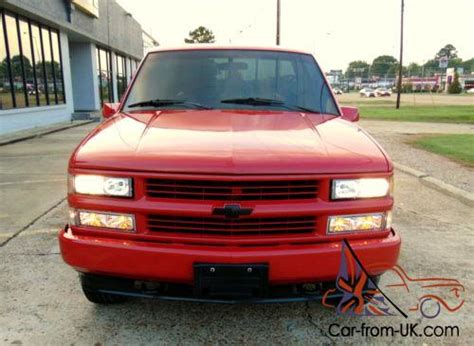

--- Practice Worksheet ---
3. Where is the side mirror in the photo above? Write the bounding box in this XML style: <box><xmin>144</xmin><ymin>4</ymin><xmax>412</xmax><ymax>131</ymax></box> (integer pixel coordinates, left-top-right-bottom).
<box><xmin>102</xmin><ymin>103</ymin><xmax>120</xmax><ymax>118</ymax></box>
<box><xmin>340</xmin><ymin>106</ymin><xmax>359</xmax><ymax>122</ymax></box>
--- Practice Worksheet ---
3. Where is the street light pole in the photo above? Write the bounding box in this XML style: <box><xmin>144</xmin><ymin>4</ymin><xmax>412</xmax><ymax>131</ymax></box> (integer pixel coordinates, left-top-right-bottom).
<box><xmin>276</xmin><ymin>0</ymin><xmax>281</xmax><ymax>45</ymax></box>
<box><xmin>396</xmin><ymin>0</ymin><xmax>404</xmax><ymax>109</ymax></box>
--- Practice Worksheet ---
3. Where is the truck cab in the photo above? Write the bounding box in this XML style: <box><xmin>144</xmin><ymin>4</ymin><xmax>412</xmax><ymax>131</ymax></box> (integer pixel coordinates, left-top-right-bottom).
<box><xmin>59</xmin><ymin>46</ymin><xmax>400</xmax><ymax>304</ymax></box>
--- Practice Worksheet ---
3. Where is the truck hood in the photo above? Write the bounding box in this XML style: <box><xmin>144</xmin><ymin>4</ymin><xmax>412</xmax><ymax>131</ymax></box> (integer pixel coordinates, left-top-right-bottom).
<box><xmin>72</xmin><ymin>110</ymin><xmax>390</xmax><ymax>174</ymax></box>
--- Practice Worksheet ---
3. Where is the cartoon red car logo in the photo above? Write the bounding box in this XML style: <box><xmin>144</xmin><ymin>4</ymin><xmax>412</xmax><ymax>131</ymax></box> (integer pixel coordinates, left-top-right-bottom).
<box><xmin>383</xmin><ymin>265</ymin><xmax>465</xmax><ymax>319</ymax></box>
<box><xmin>322</xmin><ymin>240</ymin><xmax>465</xmax><ymax>319</ymax></box>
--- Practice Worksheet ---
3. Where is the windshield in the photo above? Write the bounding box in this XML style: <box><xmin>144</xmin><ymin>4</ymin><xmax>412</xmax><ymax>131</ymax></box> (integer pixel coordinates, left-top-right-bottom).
<box><xmin>123</xmin><ymin>50</ymin><xmax>339</xmax><ymax>115</ymax></box>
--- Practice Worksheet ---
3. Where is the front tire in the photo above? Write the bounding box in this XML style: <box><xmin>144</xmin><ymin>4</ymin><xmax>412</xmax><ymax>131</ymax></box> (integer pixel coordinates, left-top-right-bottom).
<box><xmin>81</xmin><ymin>285</ymin><xmax>128</xmax><ymax>304</ymax></box>
<box><xmin>80</xmin><ymin>274</ymin><xmax>128</xmax><ymax>304</ymax></box>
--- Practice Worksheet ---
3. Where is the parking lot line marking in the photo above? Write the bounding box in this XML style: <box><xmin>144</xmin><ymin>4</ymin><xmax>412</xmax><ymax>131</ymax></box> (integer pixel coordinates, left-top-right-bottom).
<box><xmin>0</xmin><ymin>154</ymin><xmax>69</xmax><ymax>159</ymax></box>
<box><xmin>0</xmin><ymin>178</ymin><xmax>66</xmax><ymax>186</ymax></box>
<box><xmin>0</xmin><ymin>229</ymin><xmax>58</xmax><ymax>240</ymax></box>
<box><xmin>20</xmin><ymin>228</ymin><xmax>59</xmax><ymax>236</ymax></box>
<box><xmin>0</xmin><ymin>198</ymin><xmax>66</xmax><ymax>247</ymax></box>
<box><xmin>0</xmin><ymin>233</ymin><xmax>15</xmax><ymax>239</ymax></box>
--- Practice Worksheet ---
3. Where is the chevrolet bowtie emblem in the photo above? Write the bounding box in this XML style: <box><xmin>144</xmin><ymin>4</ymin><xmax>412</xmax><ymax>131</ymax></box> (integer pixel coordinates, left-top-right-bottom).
<box><xmin>212</xmin><ymin>204</ymin><xmax>253</xmax><ymax>219</ymax></box>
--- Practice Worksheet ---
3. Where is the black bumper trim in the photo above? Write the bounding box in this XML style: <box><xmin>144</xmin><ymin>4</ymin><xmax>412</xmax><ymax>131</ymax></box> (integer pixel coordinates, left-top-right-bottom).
<box><xmin>80</xmin><ymin>273</ymin><xmax>343</xmax><ymax>304</ymax></box>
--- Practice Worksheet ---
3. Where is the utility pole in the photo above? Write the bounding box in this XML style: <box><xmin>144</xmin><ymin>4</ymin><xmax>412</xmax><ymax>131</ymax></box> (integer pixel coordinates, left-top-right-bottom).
<box><xmin>396</xmin><ymin>0</ymin><xmax>404</xmax><ymax>109</ymax></box>
<box><xmin>276</xmin><ymin>0</ymin><xmax>281</xmax><ymax>45</ymax></box>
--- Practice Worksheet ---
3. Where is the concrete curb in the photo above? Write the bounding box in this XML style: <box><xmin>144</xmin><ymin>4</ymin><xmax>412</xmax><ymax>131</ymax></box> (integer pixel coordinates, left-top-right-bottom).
<box><xmin>394</xmin><ymin>162</ymin><xmax>474</xmax><ymax>206</ymax></box>
<box><xmin>0</xmin><ymin>120</ymin><xmax>96</xmax><ymax>146</ymax></box>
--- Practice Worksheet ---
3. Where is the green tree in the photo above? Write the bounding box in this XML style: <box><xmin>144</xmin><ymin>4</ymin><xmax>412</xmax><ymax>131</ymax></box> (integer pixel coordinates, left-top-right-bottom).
<box><xmin>371</xmin><ymin>55</ymin><xmax>398</xmax><ymax>77</ymax></box>
<box><xmin>436</xmin><ymin>44</ymin><xmax>458</xmax><ymax>60</ymax></box>
<box><xmin>184</xmin><ymin>26</ymin><xmax>215</xmax><ymax>43</ymax></box>
<box><xmin>448</xmin><ymin>72</ymin><xmax>462</xmax><ymax>94</ymax></box>
<box><xmin>34</xmin><ymin>61</ymin><xmax>60</xmax><ymax>79</ymax></box>
<box><xmin>407</xmin><ymin>63</ymin><xmax>421</xmax><ymax>76</ymax></box>
<box><xmin>462</xmin><ymin>58</ymin><xmax>474</xmax><ymax>74</ymax></box>
<box><xmin>0</xmin><ymin>58</ymin><xmax>7</xmax><ymax>78</ymax></box>
<box><xmin>448</xmin><ymin>57</ymin><xmax>463</xmax><ymax>69</ymax></box>
<box><xmin>422</xmin><ymin>59</ymin><xmax>439</xmax><ymax>76</ymax></box>
<box><xmin>388</xmin><ymin>63</ymin><xmax>407</xmax><ymax>78</ymax></box>
<box><xmin>345</xmin><ymin>60</ymin><xmax>370</xmax><ymax>79</ymax></box>
<box><xmin>9</xmin><ymin>55</ymin><xmax>33</xmax><ymax>77</ymax></box>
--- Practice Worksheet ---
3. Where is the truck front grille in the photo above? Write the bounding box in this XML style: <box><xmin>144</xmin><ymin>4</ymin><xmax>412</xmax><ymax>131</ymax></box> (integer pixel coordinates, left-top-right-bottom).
<box><xmin>147</xmin><ymin>214</ymin><xmax>317</xmax><ymax>236</ymax></box>
<box><xmin>145</xmin><ymin>179</ymin><xmax>319</xmax><ymax>201</ymax></box>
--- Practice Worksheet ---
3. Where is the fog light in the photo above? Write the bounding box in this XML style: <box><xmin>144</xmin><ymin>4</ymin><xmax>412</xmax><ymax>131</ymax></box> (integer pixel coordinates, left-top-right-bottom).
<box><xmin>77</xmin><ymin>210</ymin><xmax>135</xmax><ymax>231</ymax></box>
<box><xmin>328</xmin><ymin>213</ymin><xmax>387</xmax><ymax>234</ymax></box>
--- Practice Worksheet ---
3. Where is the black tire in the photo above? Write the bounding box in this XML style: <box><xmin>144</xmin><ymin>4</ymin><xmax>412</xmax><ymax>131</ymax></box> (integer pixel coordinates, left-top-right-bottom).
<box><xmin>79</xmin><ymin>274</ymin><xmax>129</xmax><ymax>304</ymax></box>
<box><xmin>81</xmin><ymin>284</ymin><xmax>128</xmax><ymax>304</ymax></box>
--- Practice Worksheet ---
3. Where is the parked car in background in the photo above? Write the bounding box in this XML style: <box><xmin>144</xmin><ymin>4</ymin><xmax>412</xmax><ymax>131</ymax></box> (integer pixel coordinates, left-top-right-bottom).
<box><xmin>375</xmin><ymin>88</ymin><xmax>391</xmax><ymax>97</ymax></box>
<box><xmin>26</xmin><ymin>84</ymin><xmax>39</xmax><ymax>95</ymax></box>
<box><xmin>332</xmin><ymin>88</ymin><xmax>343</xmax><ymax>95</ymax></box>
<box><xmin>60</xmin><ymin>46</ymin><xmax>399</xmax><ymax>304</ymax></box>
<box><xmin>359</xmin><ymin>88</ymin><xmax>376</xmax><ymax>97</ymax></box>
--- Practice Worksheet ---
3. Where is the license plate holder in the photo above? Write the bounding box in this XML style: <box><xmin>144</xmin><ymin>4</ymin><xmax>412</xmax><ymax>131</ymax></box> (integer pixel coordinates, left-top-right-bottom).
<box><xmin>194</xmin><ymin>263</ymin><xmax>269</xmax><ymax>298</ymax></box>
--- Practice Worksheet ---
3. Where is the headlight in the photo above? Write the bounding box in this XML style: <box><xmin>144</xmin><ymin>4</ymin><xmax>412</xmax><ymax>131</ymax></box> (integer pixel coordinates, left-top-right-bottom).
<box><xmin>70</xmin><ymin>209</ymin><xmax>135</xmax><ymax>231</ymax></box>
<box><xmin>72</xmin><ymin>175</ymin><xmax>132</xmax><ymax>197</ymax></box>
<box><xmin>332</xmin><ymin>178</ymin><xmax>390</xmax><ymax>199</ymax></box>
<box><xmin>328</xmin><ymin>212</ymin><xmax>390</xmax><ymax>234</ymax></box>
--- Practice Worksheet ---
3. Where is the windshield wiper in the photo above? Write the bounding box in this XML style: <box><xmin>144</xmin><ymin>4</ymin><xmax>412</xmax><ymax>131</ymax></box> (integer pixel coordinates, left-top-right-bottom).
<box><xmin>221</xmin><ymin>97</ymin><xmax>284</xmax><ymax>106</ymax></box>
<box><xmin>220</xmin><ymin>97</ymin><xmax>320</xmax><ymax>113</ymax></box>
<box><xmin>127</xmin><ymin>99</ymin><xmax>212</xmax><ymax>109</ymax></box>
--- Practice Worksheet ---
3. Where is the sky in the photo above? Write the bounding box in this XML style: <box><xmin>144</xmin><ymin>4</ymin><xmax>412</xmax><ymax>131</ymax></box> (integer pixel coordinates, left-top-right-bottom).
<box><xmin>116</xmin><ymin>0</ymin><xmax>474</xmax><ymax>71</ymax></box>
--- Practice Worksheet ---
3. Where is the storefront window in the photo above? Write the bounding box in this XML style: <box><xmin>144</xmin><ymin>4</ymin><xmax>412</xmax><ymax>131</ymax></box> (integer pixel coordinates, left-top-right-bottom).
<box><xmin>96</xmin><ymin>47</ymin><xmax>113</xmax><ymax>104</ymax></box>
<box><xmin>50</xmin><ymin>31</ymin><xmax>64</xmax><ymax>103</ymax></box>
<box><xmin>0</xmin><ymin>13</ymin><xmax>13</xmax><ymax>109</ymax></box>
<box><xmin>19</xmin><ymin>19</ymin><xmax>37</xmax><ymax>106</ymax></box>
<box><xmin>0</xmin><ymin>10</ymin><xmax>65</xmax><ymax>110</ymax></box>
<box><xmin>5</xmin><ymin>14</ymin><xmax>26</xmax><ymax>108</ymax></box>
<box><xmin>31</xmin><ymin>24</ymin><xmax>46</xmax><ymax>106</ymax></box>
<box><xmin>41</xmin><ymin>27</ymin><xmax>54</xmax><ymax>104</ymax></box>
<box><xmin>116</xmin><ymin>54</ymin><xmax>127</xmax><ymax>100</ymax></box>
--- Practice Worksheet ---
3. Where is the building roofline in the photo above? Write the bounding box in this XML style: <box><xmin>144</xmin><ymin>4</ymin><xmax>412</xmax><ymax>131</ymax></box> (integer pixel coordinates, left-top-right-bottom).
<box><xmin>142</xmin><ymin>30</ymin><xmax>159</xmax><ymax>46</ymax></box>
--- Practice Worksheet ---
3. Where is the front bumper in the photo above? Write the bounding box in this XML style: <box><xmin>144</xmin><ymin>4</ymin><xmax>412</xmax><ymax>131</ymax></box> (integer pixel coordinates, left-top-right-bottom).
<box><xmin>59</xmin><ymin>226</ymin><xmax>401</xmax><ymax>286</ymax></box>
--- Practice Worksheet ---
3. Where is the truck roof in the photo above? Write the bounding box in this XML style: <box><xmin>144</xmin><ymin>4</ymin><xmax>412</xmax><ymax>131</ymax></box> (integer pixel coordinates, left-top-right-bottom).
<box><xmin>146</xmin><ymin>44</ymin><xmax>313</xmax><ymax>56</ymax></box>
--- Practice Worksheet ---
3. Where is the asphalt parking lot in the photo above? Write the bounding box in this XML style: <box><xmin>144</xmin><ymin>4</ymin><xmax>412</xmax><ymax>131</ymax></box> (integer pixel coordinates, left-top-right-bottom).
<box><xmin>0</xmin><ymin>123</ymin><xmax>473</xmax><ymax>344</ymax></box>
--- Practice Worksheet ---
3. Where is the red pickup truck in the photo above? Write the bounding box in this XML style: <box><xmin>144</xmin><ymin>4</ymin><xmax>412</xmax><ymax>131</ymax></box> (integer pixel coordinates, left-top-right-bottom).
<box><xmin>59</xmin><ymin>46</ymin><xmax>400</xmax><ymax>304</ymax></box>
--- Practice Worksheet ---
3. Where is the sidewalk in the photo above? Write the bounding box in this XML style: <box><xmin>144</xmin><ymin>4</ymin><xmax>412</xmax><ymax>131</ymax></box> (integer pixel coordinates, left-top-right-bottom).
<box><xmin>0</xmin><ymin>123</ymin><xmax>97</xmax><ymax>243</ymax></box>
<box><xmin>0</xmin><ymin>120</ymin><xmax>96</xmax><ymax>146</ymax></box>
<box><xmin>361</xmin><ymin>120</ymin><xmax>474</xmax><ymax>194</ymax></box>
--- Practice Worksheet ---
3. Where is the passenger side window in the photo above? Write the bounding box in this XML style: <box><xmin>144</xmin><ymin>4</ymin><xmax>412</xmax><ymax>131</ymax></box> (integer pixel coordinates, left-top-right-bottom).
<box><xmin>320</xmin><ymin>85</ymin><xmax>339</xmax><ymax>114</ymax></box>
